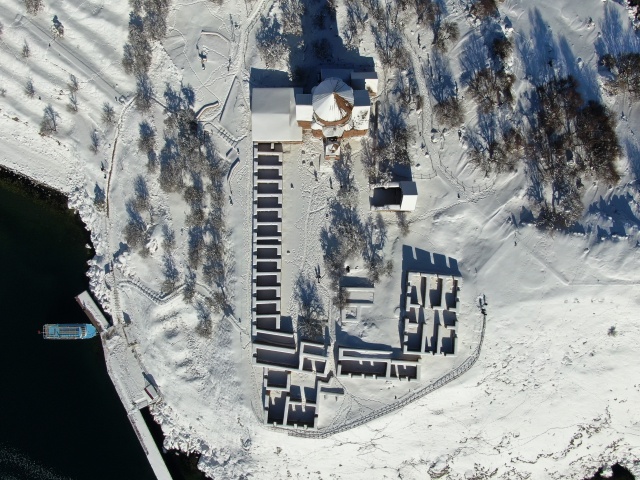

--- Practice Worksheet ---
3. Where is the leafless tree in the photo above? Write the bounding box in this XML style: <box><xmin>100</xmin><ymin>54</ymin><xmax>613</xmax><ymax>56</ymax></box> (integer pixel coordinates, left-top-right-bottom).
<box><xmin>182</xmin><ymin>267</ymin><xmax>196</xmax><ymax>303</ymax></box>
<box><xmin>602</xmin><ymin>52</ymin><xmax>640</xmax><ymax>100</ymax></box>
<box><xmin>396</xmin><ymin>211</ymin><xmax>410</xmax><ymax>237</ymax></box>
<box><xmin>195</xmin><ymin>301</ymin><xmax>212</xmax><ymax>337</ymax></box>
<box><xmin>101</xmin><ymin>102</ymin><xmax>116</xmax><ymax>125</ymax></box>
<box><xmin>93</xmin><ymin>183</ymin><xmax>106</xmax><ymax>210</ymax></box>
<box><xmin>24</xmin><ymin>78</ymin><xmax>35</xmax><ymax>97</ymax></box>
<box><xmin>138</xmin><ymin>120</ymin><xmax>156</xmax><ymax>151</ymax></box>
<box><xmin>133</xmin><ymin>174</ymin><xmax>151</xmax><ymax>212</ymax></box>
<box><xmin>162</xmin><ymin>224</ymin><xmax>175</xmax><ymax>251</ymax></box>
<box><xmin>470</xmin><ymin>0</ymin><xmax>499</xmax><ymax>19</ymax></box>
<box><xmin>433</xmin><ymin>21</ymin><xmax>459</xmax><ymax>52</ymax></box>
<box><xmin>294</xmin><ymin>274</ymin><xmax>325</xmax><ymax>341</ymax></box>
<box><xmin>67</xmin><ymin>91</ymin><xmax>78</xmax><ymax>113</ymax></box>
<box><xmin>22</xmin><ymin>40</ymin><xmax>31</xmax><ymax>58</ymax></box>
<box><xmin>434</xmin><ymin>97</ymin><xmax>464</xmax><ymax>128</ymax></box>
<box><xmin>0</xmin><ymin>87</ymin><xmax>6</xmax><ymax>97</ymax></box>
<box><xmin>468</xmin><ymin>68</ymin><xmax>515</xmax><ymax>113</ymax></box>
<box><xmin>68</xmin><ymin>74</ymin><xmax>79</xmax><ymax>92</ymax></box>
<box><xmin>89</xmin><ymin>129</ymin><xmax>100</xmax><ymax>154</ymax></box>
<box><xmin>161</xmin><ymin>253</ymin><xmax>179</xmax><ymax>293</ymax></box>
<box><xmin>414</xmin><ymin>0</ymin><xmax>440</xmax><ymax>29</ymax></box>
<box><xmin>280</xmin><ymin>0</ymin><xmax>304</xmax><ymax>36</ymax></box>
<box><xmin>122</xmin><ymin>14</ymin><xmax>151</xmax><ymax>75</ymax></box>
<box><xmin>24</xmin><ymin>0</ymin><xmax>44</xmax><ymax>15</ymax></box>
<box><xmin>39</xmin><ymin>105</ymin><xmax>59</xmax><ymax>135</ymax></box>
<box><xmin>255</xmin><ymin>15</ymin><xmax>289</xmax><ymax>69</ymax></box>
<box><xmin>492</xmin><ymin>36</ymin><xmax>512</xmax><ymax>63</ymax></box>
<box><xmin>134</xmin><ymin>73</ymin><xmax>154</xmax><ymax>112</ymax></box>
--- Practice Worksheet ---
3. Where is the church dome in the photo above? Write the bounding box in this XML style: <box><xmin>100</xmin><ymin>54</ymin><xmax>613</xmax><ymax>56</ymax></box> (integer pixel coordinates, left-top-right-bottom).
<box><xmin>312</xmin><ymin>78</ymin><xmax>354</xmax><ymax>126</ymax></box>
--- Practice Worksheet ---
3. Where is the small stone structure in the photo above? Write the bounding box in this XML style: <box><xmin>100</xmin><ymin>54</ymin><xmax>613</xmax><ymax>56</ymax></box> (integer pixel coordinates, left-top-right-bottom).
<box><xmin>403</xmin><ymin>272</ymin><xmax>462</xmax><ymax>356</ymax></box>
<box><xmin>340</xmin><ymin>286</ymin><xmax>374</xmax><ymax>324</ymax></box>
<box><xmin>337</xmin><ymin>347</ymin><xmax>421</xmax><ymax>381</ymax></box>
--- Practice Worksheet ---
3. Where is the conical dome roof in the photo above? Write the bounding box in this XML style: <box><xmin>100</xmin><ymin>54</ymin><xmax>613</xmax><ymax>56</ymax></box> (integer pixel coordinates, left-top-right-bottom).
<box><xmin>312</xmin><ymin>78</ymin><xmax>354</xmax><ymax>125</ymax></box>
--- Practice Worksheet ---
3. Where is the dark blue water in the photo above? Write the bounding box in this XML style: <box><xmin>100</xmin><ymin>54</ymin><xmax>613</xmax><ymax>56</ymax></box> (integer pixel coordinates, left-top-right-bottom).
<box><xmin>0</xmin><ymin>173</ymin><xmax>156</xmax><ymax>480</ymax></box>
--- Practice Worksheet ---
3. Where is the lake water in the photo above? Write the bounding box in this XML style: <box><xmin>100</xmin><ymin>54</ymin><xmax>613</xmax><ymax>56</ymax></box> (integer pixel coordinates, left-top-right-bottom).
<box><xmin>0</xmin><ymin>173</ymin><xmax>156</xmax><ymax>479</ymax></box>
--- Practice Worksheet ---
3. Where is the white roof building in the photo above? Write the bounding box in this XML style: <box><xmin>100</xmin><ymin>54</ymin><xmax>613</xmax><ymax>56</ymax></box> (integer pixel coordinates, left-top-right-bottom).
<box><xmin>250</xmin><ymin>70</ymin><xmax>377</xmax><ymax>145</ymax></box>
<box><xmin>251</xmin><ymin>88</ymin><xmax>302</xmax><ymax>143</ymax></box>
<box><xmin>370</xmin><ymin>182</ymin><xmax>418</xmax><ymax>212</ymax></box>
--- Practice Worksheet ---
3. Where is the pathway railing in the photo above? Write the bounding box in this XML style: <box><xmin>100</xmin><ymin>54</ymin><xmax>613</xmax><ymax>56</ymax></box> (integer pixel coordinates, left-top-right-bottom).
<box><xmin>287</xmin><ymin>311</ymin><xmax>487</xmax><ymax>439</ymax></box>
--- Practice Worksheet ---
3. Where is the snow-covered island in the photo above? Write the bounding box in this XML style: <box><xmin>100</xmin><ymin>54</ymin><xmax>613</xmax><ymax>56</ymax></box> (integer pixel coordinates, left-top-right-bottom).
<box><xmin>1</xmin><ymin>0</ymin><xmax>639</xmax><ymax>478</ymax></box>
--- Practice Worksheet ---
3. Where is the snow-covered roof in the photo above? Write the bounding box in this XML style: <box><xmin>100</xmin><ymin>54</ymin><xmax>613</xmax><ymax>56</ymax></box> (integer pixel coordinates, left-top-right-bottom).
<box><xmin>351</xmin><ymin>71</ymin><xmax>378</xmax><ymax>94</ymax></box>
<box><xmin>295</xmin><ymin>94</ymin><xmax>313</xmax><ymax>122</ymax></box>
<box><xmin>351</xmin><ymin>90</ymin><xmax>371</xmax><ymax>131</ymax></box>
<box><xmin>312</xmin><ymin>78</ymin><xmax>354</xmax><ymax>125</ymax></box>
<box><xmin>251</xmin><ymin>88</ymin><xmax>302</xmax><ymax>142</ymax></box>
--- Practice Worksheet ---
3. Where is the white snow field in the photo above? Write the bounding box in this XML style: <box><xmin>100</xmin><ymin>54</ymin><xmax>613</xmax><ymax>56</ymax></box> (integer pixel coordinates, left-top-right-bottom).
<box><xmin>1</xmin><ymin>0</ymin><xmax>640</xmax><ymax>478</ymax></box>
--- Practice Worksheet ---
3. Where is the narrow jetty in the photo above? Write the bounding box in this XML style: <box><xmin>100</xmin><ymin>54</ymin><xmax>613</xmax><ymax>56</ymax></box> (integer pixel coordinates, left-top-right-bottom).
<box><xmin>76</xmin><ymin>291</ymin><xmax>172</xmax><ymax>480</ymax></box>
<box><xmin>75</xmin><ymin>291</ymin><xmax>110</xmax><ymax>332</ymax></box>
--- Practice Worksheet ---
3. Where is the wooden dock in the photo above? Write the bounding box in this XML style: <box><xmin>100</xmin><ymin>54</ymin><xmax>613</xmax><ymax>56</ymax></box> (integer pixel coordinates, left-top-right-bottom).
<box><xmin>75</xmin><ymin>291</ymin><xmax>110</xmax><ymax>332</ymax></box>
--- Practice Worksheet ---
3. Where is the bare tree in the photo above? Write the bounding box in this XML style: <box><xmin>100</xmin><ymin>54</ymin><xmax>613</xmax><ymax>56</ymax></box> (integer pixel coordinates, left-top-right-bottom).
<box><xmin>396</xmin><ymin>211</ymin><xmax>410</xmax><ymax>237</ymax></box>
<box><xmin>138</xmin><ymin>120</ymin><xmax>156</xmax><ymax>151</ymax></box>
<box><xmin>122</xmin><ymin>13</ymin><xmax>151</xmax><ymax>75</ymax></box>
<box><xmin>89</xmin><ymin>129</ymin><xmax>100</xmax><ymax>154</ymax></box>
<box><xmin>280</xmin><ymin>0</ymin><xmax>304</xmax><ymax>35</ymax></box>
<box><xmin>22</xmin><ymin>40</ymin><xmax>31</xmax><ymax>58</ymax></box>
<box><xmin>161</xmin><ymin>253</ymin><xmax>179</xmax><ymax>293</ymax></box>
<box><xmin>67</xmin><ymin>91</ymin><xmax>78</xmax><ymax>113</ymax></box>
<box><xmin>93</xmin><ymin>183</ymin><xmax>106</xmax><ymax>210</ymax></box>
<box><xmin>492</xmin><ymin>36</ymin><xmax>512</xmax><ymax>63</ymax></box>
<box><xmin>294</xmin><ymin>274</ymin><xmax>325</xmax><ymax>341</ymax></box>
<box><xmin>162</xmin><ymin>225</ymin><xmax>176</xmax><ymax>252</ymax></box>
<box><xmin>433</xmin><ymin>21</ymin><xmax>459</xmax><ymax>52</ymax></box>
<box><xmin>101</xmin><ymin>102</ymin><xmax>116</xmax><ymax>125</ymax></box>
<box><xmin>468</xmin><ymin>68</ymin><xmax>515</xmax><ymax>113</ymax></box>
<box><xmin>134</xmin><ymin>73</ymin><xmax>154</xmax><ymax>112</ymax></box>
<box><xmin>24</xmin><ymin>78</ymin><xmax>35</xmax><ymax>97</ymax></box>
<box><xmin>182</xmin><ymin>267</ymin><xmax>196</xmax><ymax>303</ymax></box>
<box><xmin>470</xmin><ymin>0</ymin><xmax>499</xmax><ymax>19</ymax></box>
<box><xmin>68</xmin><ymin>74</ymin><xmax>79</xmax><ymax>92</ymax></box>
<box><xmin>0</xmin><ymin>87</ymin><xmax>6</xmax><ymax>97</ymax></box>
<box><xmin>39</xmin><ymin>105</ymin><xmax>60</xmax><ymax>135</ymax></box>
<box><xmin>255</xmin><ymin>15</ymin><xmax>289</xmax><ymax>69</ymax></box>
<box><xmin>133</xmin><ymin>174</ymin><xmax>151</xmax><ymax>212</ymax></box>
<box><xmin>24</xmin><ymin>0</ymin><xmax>44</xmax><ymax>15</ymax></box>
<box><xmin>602</xmin><ymin>53</ymin><xmax>640</xmax><ymax>100</ymax></box>
<box><xmin>434</xmin><ymin>97</ymin><xmax>464</xmax><ymax>128</ymax></box>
